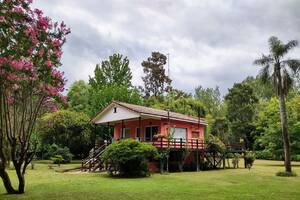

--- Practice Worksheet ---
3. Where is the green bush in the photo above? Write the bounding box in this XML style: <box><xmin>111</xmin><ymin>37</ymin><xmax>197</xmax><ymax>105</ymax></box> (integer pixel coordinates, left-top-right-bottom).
<box><xmin>254</xmin><ymin>150</ymin><xmax>273</xmax><ymax>160</ymax></box>
<box><xmin>50</xmin><ymin>155</ymin><xmax>64</xmax><ymax>166</ymax></box>
<box><xmin>205</xmin><ymin>134</ymin><xmax>226</xmax><ymax>154</ymax></box>
<box><xmin>245</xmin><ymin>151</ymin><xmax>255</xmax><ymax>168</ymax></box>
<box><xmin>291</xmin><ymin>154</ymin><xmax>300</xmax><ymax>161</ymax></box>
<box><xmin>101</xmin><ymin>139</ymin><xmax>159</xmax><ymax>177</ymax></box>
<box><xmin>276</xmin><ymin>171</ymin><xmax>297</xmax><ymax>177</ymax></box>
<box><xmin>44</xmin><ymin>144</ymin><xmax>73</xmax><ymax>164</ymax></box>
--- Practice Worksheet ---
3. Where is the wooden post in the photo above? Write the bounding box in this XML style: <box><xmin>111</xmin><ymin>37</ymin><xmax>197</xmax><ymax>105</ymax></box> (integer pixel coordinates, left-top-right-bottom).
<box><xmin>107</xmin><ymin>122</ymin><xmax>110</xmax><ymax>142</ymax></box>
<box><xmin>223</xmin><ymin>153</ymin><xmax>226</xmax><ymax>169</ymax></box>
<box><xmin>166</xmin><ymin>154</ymin><xmax>169</xmax><ymax>173</ymax></box>
<box><xmin>139</xmin><ymin>117</ymin><xmax>141</xmax><ymax>140</ymax></box>
<box><xmin>93</xmin><ymin>124</ymin><xmax>96</xmax><ymax>168</ymax></box>
<box><xmin>180</xmin><ymin>138</ymin><xmax>183</xmax><ymax>149</ymax></box>
<box><xmin>121</xmin><ymin>120</ymin><xmax>124</xmax><ymax>139</ymax></box>
<box><xmin>213</xmin><ymin>152</ymin><xmax>216</xmax><ymax>168</ymax></box>
<box><xmin>244</xmin><ymin>152</ymin><xmax>247</xmax><ymax>168</ymax></box>
<box><xmin>160</xmin><ymin>137</ymin><xmax>163</xmax><ymax>148</ymax></box>
<box><xmin>196</xmin><ymin>151</ymin><xmax>199</xmax><ymax>171</ymax></box>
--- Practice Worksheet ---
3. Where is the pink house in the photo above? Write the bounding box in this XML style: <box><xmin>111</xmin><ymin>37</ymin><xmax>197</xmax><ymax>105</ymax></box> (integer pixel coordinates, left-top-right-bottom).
<box><xmin>85</xmin><ymin>102</ymin><xmax>244</xmax><ymax>172</ymax></box>
<box><xmin>92</xmin><ymin>101</ymin><xmax>206</xmax><ymax>146</ymax></box>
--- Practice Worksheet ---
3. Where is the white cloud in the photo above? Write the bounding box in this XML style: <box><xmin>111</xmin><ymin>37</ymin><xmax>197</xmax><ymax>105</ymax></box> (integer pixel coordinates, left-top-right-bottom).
<box><xmin>33</xmin><ymin>0</ymin><xmax>300</xmax><ymax>94</ymax></box>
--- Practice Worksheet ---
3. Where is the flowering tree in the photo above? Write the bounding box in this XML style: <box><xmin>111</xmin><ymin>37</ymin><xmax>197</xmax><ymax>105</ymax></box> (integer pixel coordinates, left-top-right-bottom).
<box><xmin>0</xmin><ymin>0</ymin><xmax>70</xmax><ymax>194</ymax></box>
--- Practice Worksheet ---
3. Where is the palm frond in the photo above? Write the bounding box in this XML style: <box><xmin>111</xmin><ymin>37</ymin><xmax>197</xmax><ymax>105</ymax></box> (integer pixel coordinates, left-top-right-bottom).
<box><xmin>284</xmin><ymin>40</ymin><xmax>298</xmax><ymax>53</ymax></box>
<box><xmin>258</xmin><ymin>65</ymin><xmax>271</xmax><ymax>84</ymax></box>
<box><xmin>268</xmin><ymin>36</ymin><xmax>282</xmax><ymax>53</ymax></box>
<box><xmin>253</xmin><ymin>54</ymin><xmax>273</xmax><ymax>66</ymax></box>
<box><xmin>283</xmin><ymin>59</ymin><xmax>300</xmax><ymax>73</ymax></box>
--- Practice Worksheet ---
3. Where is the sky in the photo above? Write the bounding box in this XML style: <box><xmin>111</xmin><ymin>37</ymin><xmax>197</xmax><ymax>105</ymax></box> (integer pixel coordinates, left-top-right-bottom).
<box><xmin>32</xmin><ymin>0</ymin><xmax>300</xmax><ymax>95</ymax></box>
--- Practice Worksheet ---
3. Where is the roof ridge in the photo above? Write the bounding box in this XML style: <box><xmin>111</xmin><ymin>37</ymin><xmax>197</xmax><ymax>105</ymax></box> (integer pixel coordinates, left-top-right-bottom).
<box><xmin>115</xmin><ymin>101</ymin><xmax>206</xmax><ymax>121</ymax></box>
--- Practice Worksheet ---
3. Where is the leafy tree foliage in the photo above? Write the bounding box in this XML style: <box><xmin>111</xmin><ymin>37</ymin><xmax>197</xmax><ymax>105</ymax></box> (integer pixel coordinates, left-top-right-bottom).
<box><xmin>0</xmin><ymin>0</ymin><xmax>70</xmax><ymax>194</ymax></box>
<box><xmin>67</xmin><ymin>80</ymin><xmax>90</xmax><ymax>113</ymax></box>
<box><xmin>210</xmin><ymin>118</ymin><xmax>230</xmax><ymax>143</ymax></box>
<box><xmin>88</xmin><ymin>54</ymin><xmax>142</xmax><ymax>117</ymax></box>
<box><xmin>141</xmin><ymin>52</ymin><xmax>172</xmax><ymax>97</ymax></box>
<box><xmin>88</xmin><ymin>84</ymin><xmax>142</xmax><ymax>117</ymax></box>
<box><xmin>225</xmin><ymin>83</ymin><xmax>258</xmax><ymax>148</ymax></box>
<box><xmin>44</xmin><ymin>144</ymin><xmax>73</xmax><ymax>164</ymax></box>
<box><xmin>89</xmin><ymin>53</ymin><xmax>132</xmax><ymax>89</ymax></box>
<box><xmin>195</xmin><ymin>86</ymin><xmax>223</xmax><ymax>117</ymax></box>
<box><xmin>242</xmin><ymin>76</ymin><xmax>275</xmax><ymax>101</ymax></box>
<box><xmin>254</xmin><ymin>36</ymin><xmax>300</xmax><ymax>172</ymax></box>
<box><xmin>101</xmin><ymin>139</ymin><xmax>159</xmax><ymax>177</ymax></box>
<box><xmin>253</xmin><ymin>97</ymin><xmax>300</xmax><ymax>160</ymax></box>
<box><xmin>38</xmin><ymin>110</ymin><xmax>92</xmax><ymax>158</ymax></box>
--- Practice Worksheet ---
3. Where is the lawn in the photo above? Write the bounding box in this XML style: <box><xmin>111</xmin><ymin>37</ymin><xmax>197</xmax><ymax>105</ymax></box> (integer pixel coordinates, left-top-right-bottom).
<box><xmin>1</xmin><ymin>160</ymin><xmax>300</xmax><ymax>200</ymax></box>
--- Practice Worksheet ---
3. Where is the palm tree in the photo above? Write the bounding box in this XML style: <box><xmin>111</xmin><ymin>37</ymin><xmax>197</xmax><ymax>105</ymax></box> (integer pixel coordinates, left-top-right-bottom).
<box><xmin>254</xmin><ymin>36</ymin><xmax>300</xmax><ymax>172</ymax></box>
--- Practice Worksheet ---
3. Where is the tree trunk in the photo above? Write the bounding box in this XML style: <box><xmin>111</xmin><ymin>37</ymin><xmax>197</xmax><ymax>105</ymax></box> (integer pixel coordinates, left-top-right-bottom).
<box><xmin>16</xmin><ymin>169</ymin><xmax>25</xmax><ymax>194</ymax></box>
<box><xmin>0</xmin><ymin>168</ymin><xmax>18</xmax><ymax>194</ymax></box>
<box><xmin>278</xmin><ymin>93</ymin><xmax>292</xmax><ymax>172</ymax></box>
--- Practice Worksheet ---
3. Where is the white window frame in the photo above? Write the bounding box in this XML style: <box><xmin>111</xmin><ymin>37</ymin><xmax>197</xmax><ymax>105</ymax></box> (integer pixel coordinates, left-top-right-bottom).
<box><xmin>121</xmin><ymin>128</ymin><xmax>131</xmax><ymax>138</ymax></box>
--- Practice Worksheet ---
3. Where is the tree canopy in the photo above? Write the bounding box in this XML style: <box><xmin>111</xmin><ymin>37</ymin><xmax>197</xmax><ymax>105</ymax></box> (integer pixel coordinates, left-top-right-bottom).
<box><xmin>0</xmin><ymin>0</ymin><xmax>70</xmax><ymax>194</ymax></box>
<box><xmin>141</xmin><ymin>52</ymin><xmax>172</xmax><ymax>97</ymax></box>
<box><xmin>225</xmin><ymin>83</ymin><xmax>258</xmax><ymax>148</ymax></box>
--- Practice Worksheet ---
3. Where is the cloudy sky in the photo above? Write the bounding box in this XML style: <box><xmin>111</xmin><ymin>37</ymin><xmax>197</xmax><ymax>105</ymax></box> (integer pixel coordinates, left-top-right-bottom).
<box><xmin>33</xmin><ymin>0</ymin><xmax>300</xmax><ymax>95</ymax></box>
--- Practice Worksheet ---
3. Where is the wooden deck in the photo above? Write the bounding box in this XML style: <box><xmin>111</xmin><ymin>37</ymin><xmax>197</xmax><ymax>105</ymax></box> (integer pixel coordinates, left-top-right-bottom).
<box><xmin>148</xmin><ymin>137</ymin><xmax>245</xmax><ymax>152</ymax></box>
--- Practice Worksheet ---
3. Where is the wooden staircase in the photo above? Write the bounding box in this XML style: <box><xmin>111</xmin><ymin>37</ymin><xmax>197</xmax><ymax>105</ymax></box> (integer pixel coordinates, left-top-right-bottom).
<box><xmin>81</xmin><ymin>142</ymin><xmax>109</xmax><ymax>172</ymax></box>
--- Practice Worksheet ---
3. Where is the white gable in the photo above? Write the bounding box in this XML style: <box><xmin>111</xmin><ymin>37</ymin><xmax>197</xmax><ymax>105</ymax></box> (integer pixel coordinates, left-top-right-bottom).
<box><xmin>93</xmin><ymin>103</ymin><xmax>140</xmax><ymax>124</ymax></box>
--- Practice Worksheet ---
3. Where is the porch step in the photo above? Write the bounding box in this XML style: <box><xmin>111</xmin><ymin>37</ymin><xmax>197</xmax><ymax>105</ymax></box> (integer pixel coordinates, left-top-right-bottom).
<box><xmin>81</xmin><ymin>142</ymin><xmax>110</xmax><ymax>172</ymax></box>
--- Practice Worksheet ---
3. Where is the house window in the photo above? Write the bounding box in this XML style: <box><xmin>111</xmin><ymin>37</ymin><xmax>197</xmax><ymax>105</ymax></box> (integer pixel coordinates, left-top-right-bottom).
<box><xmin>170</xmin><ymin>127</ymin><xmax>187</xmax><ymax>140</ymax></box>
<box><xmin>145</xmin><ymin>126</ymin><xmax>158</xmax><ymax>141</ymax></box>
<box><xmin>113</xmin><ymin>107</ymin><xmax>117</xmax><ymax>113</ymax></box>
<box><xmin>192</xmin><ymin>131</ymin><xmax>199</xmax><ymax>138</ymax></box>
<box><xmin>136</xmin><ymin>127</ymin><xmax>141</xmax><ymax>138</ymax></box>
<box><xmin>121</xmin><ymin>128</ymin><xmax>130</xmax><ymax>138</ymax></box>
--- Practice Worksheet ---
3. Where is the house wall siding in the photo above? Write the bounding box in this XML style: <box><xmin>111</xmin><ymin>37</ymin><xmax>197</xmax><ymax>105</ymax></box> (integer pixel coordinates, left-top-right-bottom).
<box><xmin>114</xmin><ymin>118</ymin><xmax>205</xmax><ymax>141</ymax></box>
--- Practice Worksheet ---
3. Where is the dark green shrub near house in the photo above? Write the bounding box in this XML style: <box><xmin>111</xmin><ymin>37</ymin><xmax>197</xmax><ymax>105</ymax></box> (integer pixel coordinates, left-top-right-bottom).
<box><xmin>44</xmin><ymin>144</ymin><xmax>73</xmax><ymax>164</ymax></box>
<box><xmin>101</xmin><ymin>139</ymin><xmax>159</xmax><ymax>177</ymax></box>
<box><xmin>205</xmin><ymin>134</ymin><xmax>226</xmax><ymax>154</ymax></box>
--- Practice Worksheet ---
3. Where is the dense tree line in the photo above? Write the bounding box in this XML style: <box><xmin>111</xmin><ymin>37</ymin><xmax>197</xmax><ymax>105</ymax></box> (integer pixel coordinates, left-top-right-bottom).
<box><xmin>4</xmin><ymin>32</ymin><xmax>298</xmax><ymax>193</ymax></box>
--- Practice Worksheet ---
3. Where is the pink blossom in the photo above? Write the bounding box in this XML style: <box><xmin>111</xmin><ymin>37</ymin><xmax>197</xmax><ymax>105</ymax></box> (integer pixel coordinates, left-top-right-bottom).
<box><xmin>0</xmin><ymin>16</ymin><xmax>5</xmax><ymax>22</ymax></box>
<box><xmin>44</xmin><ymin>60</ymin><xmax>52</xmax><ymax>68</ymax></box>
<box><xmin>27</xmin><ymin>47</ymin><xmax>34</xmax><ymax>54</ymax></box>
<box><xmin>44</xmin><ymin>84</ymin><xmax>59</xmax><ymax>96</ymax></box>
<box><xmin>38</xmin><ymin>16</ymin><xmax>50</xmax><ymax>31</ymax></box>
<box><xmin>12</xmin><ymin>84</ymin><xmax>19</xmax><ymax>90</ymax></box>
<box><xmin>54</xmin><ymin>49</ymin><xmax>63</xmax><ymax>58</ymax></box>
<box><xmin>34</xmin><ymin>9</ymin><xmax>43</xmax><ymax>16</ymax></box>
<box><xmin>51</xmin><ymin>69</ymin><xmax>64</xmax><ymax>80</ymax></box>
<box><xmin>0</xmin><ymin>57</ymin><xmax>7</xmax><ymax>64</ymax></box>
<box><xmin>38</xmin><ymin>48</ymin><xmax>44</xmax><ymax>57</ymax></box>
<box><xmin>52</xmin><ymin>39</ymin><xmax>61</xmax><ymax>47</ymax></box>
<box><xmin>50</xmin><ymin>105</ymin><xmax>57</xmax><ymax>112</ymax></box>
<box><xmin>7</xmin><ymin>73</ymin><xmax>19</xmax><ymax>81</ymax></box>
<box><xmin>12</xmin><ymin>7</ymin><xmax>23</xmax><ymax>14</ymax></box>
<box><xmin>7</xmin><ymin>96</ymin><xmax>15</xmax><ymax>105</ymax></box>
<box><xmin>10</xmin><ymin>60</ymin><xmax>24</xmax><ymax>70</ymax></box>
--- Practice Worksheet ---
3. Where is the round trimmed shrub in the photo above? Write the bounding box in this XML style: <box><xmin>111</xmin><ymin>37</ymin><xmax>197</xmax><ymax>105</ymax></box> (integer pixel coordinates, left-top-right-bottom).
<box><xmin>101</xmin><ymin>139</ymin><xmax>159</xmax><ymax>177</ymax></box>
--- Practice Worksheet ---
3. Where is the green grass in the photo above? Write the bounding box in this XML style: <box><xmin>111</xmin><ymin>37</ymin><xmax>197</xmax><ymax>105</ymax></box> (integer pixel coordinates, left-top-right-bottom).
<box><xmin>1</xmin><ymin>160</ymin><xmax>300</xmax><ymax>200</ymax></box>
